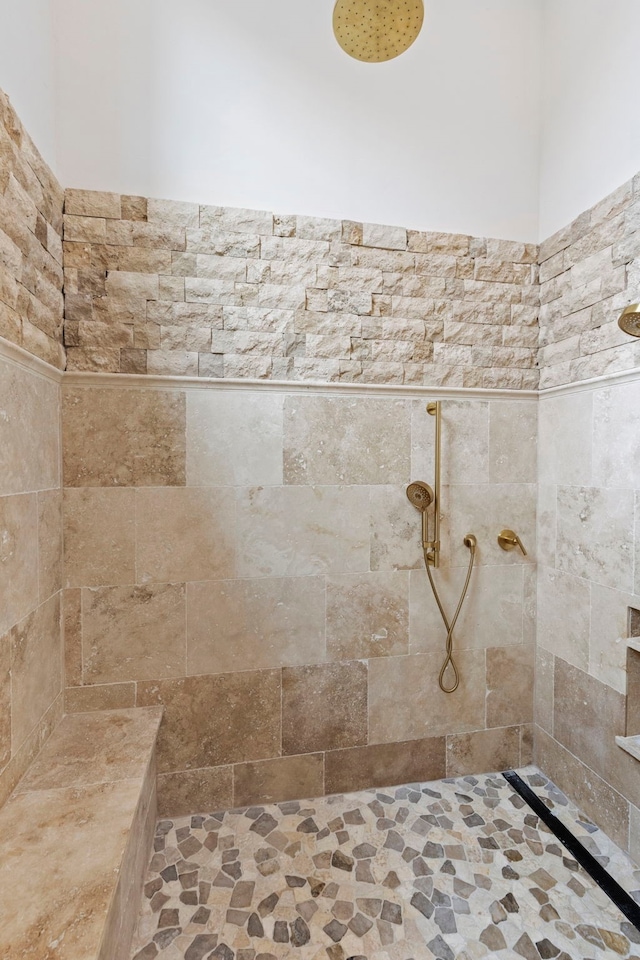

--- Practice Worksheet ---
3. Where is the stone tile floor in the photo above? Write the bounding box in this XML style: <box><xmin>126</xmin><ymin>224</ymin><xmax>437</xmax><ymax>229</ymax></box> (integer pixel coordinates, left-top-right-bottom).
<box><xmin>130</xmin><ymin>767</ymin><xmax>640</xmax><ymax>960</ymax></box>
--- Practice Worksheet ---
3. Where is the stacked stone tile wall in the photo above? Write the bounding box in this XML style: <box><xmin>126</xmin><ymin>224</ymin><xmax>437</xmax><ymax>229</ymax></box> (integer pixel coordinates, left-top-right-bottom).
<box><xmin>63</xmin><ymin>190</ymin><xmax>539</xmax><ymax>389</ymax></box>
<box><xmin>538</xmin><ymin>178</ymin><xmax>640</xmax><ymax>388</ymax></box>
<box><xmin>0</xmin><ymin>90</ymin><xmax>65</xmax><ymax>369</ymax></box>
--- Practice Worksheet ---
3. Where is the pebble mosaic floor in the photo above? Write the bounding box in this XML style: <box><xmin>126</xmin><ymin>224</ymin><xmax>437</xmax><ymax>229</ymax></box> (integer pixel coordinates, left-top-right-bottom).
<box><xmin>130</xmin><ymin>767</ymin><xmax>640</xmax><ymax>960</ymax></box>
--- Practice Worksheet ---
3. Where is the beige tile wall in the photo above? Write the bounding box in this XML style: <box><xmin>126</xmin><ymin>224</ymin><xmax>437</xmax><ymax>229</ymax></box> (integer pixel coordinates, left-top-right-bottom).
<box><xmin>0</xmin><ymin>349</ymin><xmax>64</xmax><ymax>807</ymax></box>
<box><xmin>535</xmin><ymin>376</ymin><xmax>640</xmax><ymax>854</ymax></box>
<box><xmin>0</xmin><ymin>90</ymin><xmax>65</xmax><ymax>369</ymax></box>
<box><xmin>62</xmin><ymin>382</ymin><xmax>537</xmax><ymax>815</ymax></box>
<box><xmin>0</xmin><ymin>90</ymin><xmax>66</xmax><ymax>810</ymax></box>
<box><xmin>61</xmin><ymin>190</ymin><xmax>539</xmax><ymax>389</ymax></box>
<box><xmin>534</xmin><ymin>158</ymin><xmax>640</xmax><ymax>860</ymax></box>
<box><xmin>538</xmin><ymin>178</ymin><xmax>640</xmax><ymax>388</ymax></box>
<box><xmin>9</xmin><ymin>77</ymin><xmax>640</xmax><ymax>837</ymax></box>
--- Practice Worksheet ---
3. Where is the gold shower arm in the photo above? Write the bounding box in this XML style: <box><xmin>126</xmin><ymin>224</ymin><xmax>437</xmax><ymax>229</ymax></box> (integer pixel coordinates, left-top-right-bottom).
<box><xmin>426</xmin><ymin>401</ymin><xmax>441</xmax><ymax>567</ymax></box>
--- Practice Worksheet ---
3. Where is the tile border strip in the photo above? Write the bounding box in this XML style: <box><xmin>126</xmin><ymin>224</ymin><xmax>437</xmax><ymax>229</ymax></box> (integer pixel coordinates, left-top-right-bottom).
<box><xmin>60</xmin><ymin>364</ymin><xmax>640</xmax><ymax>398</ymax></box>
<box><xmin>539</xmin><ymin>365</ymin><xmax>640</xmax><ymax>398</ymax></box>
<box><xmin>60</xmin><ymin>365</ymin><xmax>640</xmax><ymax>398</ymax></box>
<box><xmin>1</xmin><ymin>336</ymin><xmax>638</xmax><ymax>399</ymax></box>
<box><xmin>0</xmin><ymin>337</ymin><xmax>64</xmax><ymax>385</ymax></box>
<box><xmin>60</xmin><ymin>369</ymin><xmax>538</xmax><ymax>400</ymax></box>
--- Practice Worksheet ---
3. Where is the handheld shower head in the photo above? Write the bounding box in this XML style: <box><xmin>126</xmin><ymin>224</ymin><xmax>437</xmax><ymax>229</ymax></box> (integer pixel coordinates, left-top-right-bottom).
<box><xmin>406</xmin><ymin>481</ymin><xmax>434</xmax><ymax>512</ymax></box>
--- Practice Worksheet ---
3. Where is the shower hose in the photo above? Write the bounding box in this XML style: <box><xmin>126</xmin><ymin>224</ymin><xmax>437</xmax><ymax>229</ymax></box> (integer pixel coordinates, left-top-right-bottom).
<box><xmin>422</xmin><ymin>536</ymin><xmax>476</xmax><ymax>694</ymax></box>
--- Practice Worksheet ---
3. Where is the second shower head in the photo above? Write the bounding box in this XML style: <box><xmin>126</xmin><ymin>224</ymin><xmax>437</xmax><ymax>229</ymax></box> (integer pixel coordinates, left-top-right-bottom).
<box><xmin>406</xmin><ymin>481</ymin><xmax>434</xmax><ymax>512</ymax></box>
<box><xmin>618</xmin><ymin>303</ymin><xmax>640</xmax><ymax>337</ymax></box>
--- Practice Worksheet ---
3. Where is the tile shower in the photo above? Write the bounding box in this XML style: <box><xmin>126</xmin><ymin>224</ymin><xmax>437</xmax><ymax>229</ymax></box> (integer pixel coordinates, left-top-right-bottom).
<box><xmin>61</xmin><ymin>382</ymin><xmax>536</xmax><ymax>814</ymax></box>
<box><xmin>3</xmin><ymin>76</ymin><xmax>640</xmax><ymax>959</ymax></box>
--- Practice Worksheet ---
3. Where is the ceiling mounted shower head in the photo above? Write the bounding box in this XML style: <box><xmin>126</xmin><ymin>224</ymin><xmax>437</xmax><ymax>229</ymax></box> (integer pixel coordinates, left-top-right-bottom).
<box><xmin>333</xmin><ymin>0</ymin><xmax>425</xmax><ymax>63</ymax></box>
<box><xmin>406</xmin><ymin>481</ymin><xmax>434</xmax><ymax>512</ymax></box>
<box><xmin>618</xmin><ymin>303</ymin><xmax>640</xmax><ymax>338</ymax></box>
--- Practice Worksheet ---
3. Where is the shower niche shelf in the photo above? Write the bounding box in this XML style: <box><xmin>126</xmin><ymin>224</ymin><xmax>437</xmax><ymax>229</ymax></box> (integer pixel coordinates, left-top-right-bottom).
<box><xmin>615</xmin><ymin>612</ymin><xmax>640</xmax><ymax>762</ymax></box>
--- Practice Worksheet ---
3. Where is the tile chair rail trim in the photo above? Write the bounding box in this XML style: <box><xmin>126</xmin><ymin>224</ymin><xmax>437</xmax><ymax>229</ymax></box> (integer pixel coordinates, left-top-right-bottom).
<box><xmin>0</xmin><ymin>335</ymin><xmax>64</xmax><ymax>385</ymax></box>
<box><xmin>2</xmin><ymin>335</ymin><xmax>640</xmax><ymax>400</ymax></box>
<box><xmin>61</xmin><ymin>368</ymin><xmax>538</xmax><ymax>401</ymax></box>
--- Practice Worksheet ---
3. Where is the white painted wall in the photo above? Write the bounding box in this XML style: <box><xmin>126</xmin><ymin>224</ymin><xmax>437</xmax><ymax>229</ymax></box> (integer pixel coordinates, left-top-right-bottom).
<box><xmin>0</xmin><ymin>0</ymin><xmax>57</xmax><ymax>168</ymax></box>
<box><xmin>51</xmin><ymin>0</ymin><xmax>543</xmax><ymax>241</ymax></box>
<box><xmin>539</xmin><ymin>0</ymin><xmax>640</xmax><ymax>239</ymax></box>
<box><xmin>5</xmin><ymin>0</ymin><xmax>640</xmax><ymax>244</ymax></box>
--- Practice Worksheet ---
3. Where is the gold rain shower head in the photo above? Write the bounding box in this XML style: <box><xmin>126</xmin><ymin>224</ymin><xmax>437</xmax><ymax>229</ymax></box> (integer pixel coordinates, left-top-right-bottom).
<box><xmin>618</xmin><ymin>303</ymin><xmax>640</xmax><ymax>338</ymax></box>
<box><xmin>333</xmin><ymin>0</ymin><xmax>425</xmax><ymax>63</ymax></box>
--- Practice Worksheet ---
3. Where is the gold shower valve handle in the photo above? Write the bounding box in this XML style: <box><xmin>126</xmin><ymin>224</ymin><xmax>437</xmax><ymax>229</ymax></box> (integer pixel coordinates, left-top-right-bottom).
<box><xmin>498</xmin><ymin>529</ymin><xmax>527</xmax><ymax>556</ymax></box>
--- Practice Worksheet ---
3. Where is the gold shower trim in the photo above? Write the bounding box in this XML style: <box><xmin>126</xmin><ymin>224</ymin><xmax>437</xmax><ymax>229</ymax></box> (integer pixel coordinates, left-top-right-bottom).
<box><xmin>406</xmin><ymin>402</ymin><xmax>478</xmax><ymax>694</ymax></box>
<box><xmin>425</xmin><ymin>401</ymin><xmax>441</xmax><ymax>567</ymax></box>
<box><xmin>618</xmin><ymin>303</ymin><xmax>640</xmax><ymax>338</ymax></box>
<box><xmin>498</xmin><ymin>529</ymin><xmax>527</xmax><ymax>556</ymax></box>
<box><xmin>427</xmin><ymin>535</ymin><xmax>476</xmax><ymax>694</ymax></box>
<box><xmin>333</xmin><ymin>0</ymin><xmax>425</xmax><ymax>63</ymax></box>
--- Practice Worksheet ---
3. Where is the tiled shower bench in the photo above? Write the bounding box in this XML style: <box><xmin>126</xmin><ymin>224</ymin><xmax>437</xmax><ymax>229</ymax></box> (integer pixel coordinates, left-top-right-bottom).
<box><xmin>0</xmin><ymin>707</ymin><xmax>162</xmax><ymax>960</ymax></box>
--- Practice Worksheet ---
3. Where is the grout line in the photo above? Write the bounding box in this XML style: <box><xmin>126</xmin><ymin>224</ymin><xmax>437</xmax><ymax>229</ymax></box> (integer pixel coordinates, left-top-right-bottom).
<box><xmin>483</xmin><ymin>647</ymin><xmax>488</xmax><ymax>731</ymax></box>
<box><xmin>633</xmin><ymin>491</ymin><xmax>639</xmax><ymax>612</ymax></box>
<box><xmin>79</xmin><ymin>586</ymin><xmax>85</xmax><ymax>687</ymax></box>
<box><xmin>133</xmin><ymin>487</ymin><xmax>139</xmax><ymax>587</ymax></box>
<box><xmin>17</xmin><ymin>772</ymin><xmax>146</xmax><ymax>796</ymax></box>
<box><xmin>231</xmin><ymin>762</ymin><xmax>237</xmax><ymax>809</ymax></box>
<box><xmin>549</xmin><ymin>655</ymin><xmax>555</xmax><ymax>741</ymax></box>
<box><xmin>518</xmin><ymin>723</ymin><xmax>523</xmax><ymax>768</ymax></box>
<box><xmin>3</xmin><ymin>688</ymin><xmax>64</xmax><ymax>785</ymax></box>
<box><xmin>279</xmin><ymin>665</ymin><xmax>284</xmax><ymax>762</ymax></box>
<box><xmin>183</xmin><ymin>536</ymin><xmax>188</xmax><ymax>678</ymax></box>
<box><xmin>35</xmin><ymin>491</ymin><xmax>41</xmax><ymax>605</ymax></box>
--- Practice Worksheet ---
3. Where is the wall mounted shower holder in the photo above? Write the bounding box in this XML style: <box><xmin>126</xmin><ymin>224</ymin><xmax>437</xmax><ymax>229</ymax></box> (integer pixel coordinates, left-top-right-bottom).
<box><xmin>407</xmin><ymin>400</ymin><xmax>478</xmax><ymax>694</ymax></box>
<box><xmin>425</xmin><ymin>401</ymin><xmax>441</xmax><ymax>568</ymax></box>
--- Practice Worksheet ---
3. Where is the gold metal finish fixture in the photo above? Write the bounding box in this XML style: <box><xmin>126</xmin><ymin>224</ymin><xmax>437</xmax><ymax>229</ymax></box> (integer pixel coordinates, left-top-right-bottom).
<box><xmin>426</xmin><ymin>401</ymin><xmax>441</xmax><ymax>568</ymax></box>
<box><xmin>333</xmin><ymin>0</ymin><xmax>425</xmax><ymax>63</ymax></box>
<box><xmin>426</xmin><ymin>533</ymin><xmax>477</xmax><ymax>694</ymax></box>
<box><xmin>406</xmin><ymin>402</ymin><xmax>477</xmax><ymax>694</ymax></box>
<box><xmin>406</xmin><ymin>481</ymin><xmax>434</xmax><ymax>556</ymax></box>
<box><xmin>618</xmin><ymin>303</ymin><xmax>640</xmax><ymax>338</ymax></box>
<box><xmin>498</xmin><ymin>529</ymin><xmax>527</xmax><ymax>556</ymax></box>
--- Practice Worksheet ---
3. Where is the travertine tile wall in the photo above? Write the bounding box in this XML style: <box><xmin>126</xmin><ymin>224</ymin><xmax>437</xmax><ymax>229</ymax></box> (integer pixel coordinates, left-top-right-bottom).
<box><xmin>535</xmin><ymin>376</ymin><xmax>640</xmax><ymax>856</ymax></box>
<box><xmin>534</xmin><ymin>167</ymin><xmax>640</xmax><ymax>859</ymax></box>
<box><xmin>0</xmin><ymin>90</ymin><xmax>65</xmax><ymax>369</ymax></box>
<box><xmin>10</xmin><ymin>79</ymin><xmax>640</xmax><ymax>837</ymax></box>
<box><xmin>62</xmin><ymin>190</ymin><xmax>539</xmax><ymax>389</ymax></box>
<box><xmin>0</xmin><ymin>90</ymin><xmax>65</xmax><ymax>809</ymax></box>
<box><xmin>62</xmin><ymin>383</ymin><xmax>537</xmax><ymax>815</ymax></box>
<box><xmin>538</xmin><ymin>177</ymin><xmax>640</xmax><ymax>388</ymax></box>
<box><xmin>0</xmin><ymin>350</ymin><xmax>64</xmax><ymax>808</ymax></box>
